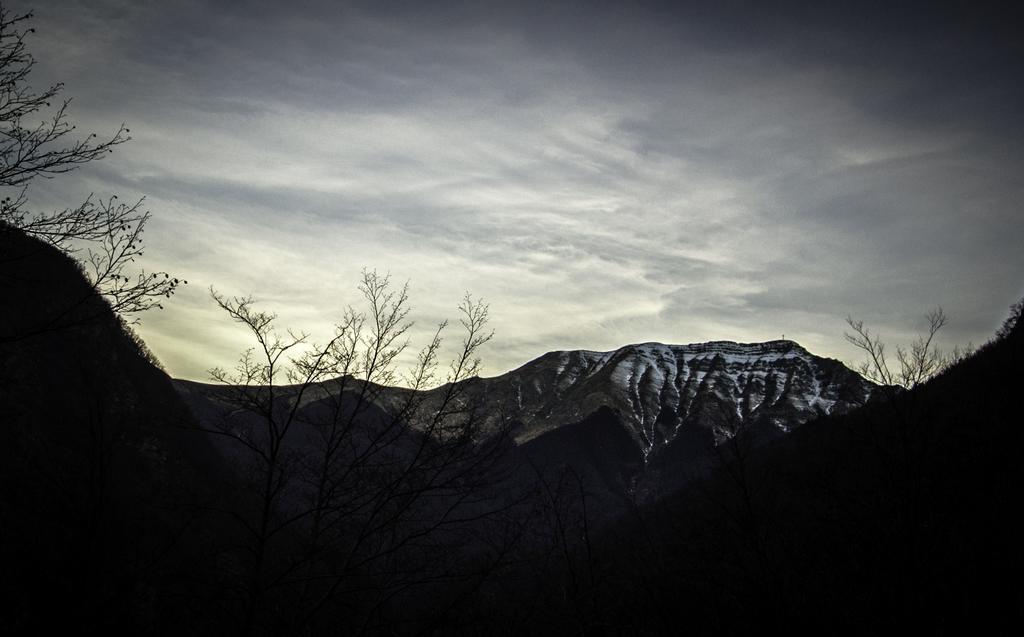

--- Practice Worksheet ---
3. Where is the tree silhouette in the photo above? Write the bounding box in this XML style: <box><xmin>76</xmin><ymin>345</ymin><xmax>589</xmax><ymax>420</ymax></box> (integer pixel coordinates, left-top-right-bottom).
<box><xmin>0</xmin><ymin>3</ymin><xmax>181</xmax><ymax>338</ymax></box>
<box><xmin>844</xmin><ymin>307</ymin><xmax>971</xmax><ymax>391</ymax></box>
<box><xmin>198</xmin><ymin>270</ymin><xmax>512</xmax><ymax>635</ymax></box>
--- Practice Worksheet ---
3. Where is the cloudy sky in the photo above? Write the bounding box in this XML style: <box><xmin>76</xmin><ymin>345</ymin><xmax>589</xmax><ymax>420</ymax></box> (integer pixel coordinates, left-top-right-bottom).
<box><xmin>12</xmin><ymin>0</ymin><xmax>1024</xmax><ymax>381</ymax></box>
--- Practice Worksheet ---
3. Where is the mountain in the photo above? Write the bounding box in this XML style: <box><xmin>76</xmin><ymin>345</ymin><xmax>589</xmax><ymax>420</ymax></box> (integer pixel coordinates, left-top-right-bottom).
<box><xmin>176</xmin><ymin>338</ymin><xmax>873</xmax><ymax>516</ymax></box>
<box><xmin>176</xmin><ymin>340</ymin><xmax>872</xmax><ymax>498</ymax></box>
<box><xmin>398</xmin><ymin>339</ymin><xmax>872</xmax><ymax>505</ymax></box>
<box><xmin>467</xmin><ymin>339</ymin><xmax>872</xmax><ymax>455</ymax></box>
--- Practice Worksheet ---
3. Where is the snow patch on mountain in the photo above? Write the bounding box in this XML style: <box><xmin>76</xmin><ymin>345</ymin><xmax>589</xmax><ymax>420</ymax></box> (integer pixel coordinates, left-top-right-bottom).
<box><xmin>479</xmin><ymin>340</ymin><xmax>873</xmax><ymax>459</ymax></box>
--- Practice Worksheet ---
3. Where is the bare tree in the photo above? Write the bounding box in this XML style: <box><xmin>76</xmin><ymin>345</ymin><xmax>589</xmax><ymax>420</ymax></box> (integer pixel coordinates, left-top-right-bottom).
<box><xmin>844</xmin><ymin>307</ymin><xmax>971</xmax><ymax>391</ymax></box>
<box><xmin>843</xmin><ymin>306</ymin><xmax>972</xmax><ymax>459</ymax></box>
<box><xmin>199</xmin><ymin>270</ymin><xmax>510</xmax><ymax>635</ymax></box>
<box><xmin>0</xmin><ymin>4</ymin><xmax>181</xmax><ymax>333</ymax></box>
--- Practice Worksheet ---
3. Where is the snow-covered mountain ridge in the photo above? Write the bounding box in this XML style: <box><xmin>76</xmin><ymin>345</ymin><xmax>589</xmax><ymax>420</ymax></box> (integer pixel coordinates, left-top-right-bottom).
<box><xmin>469</xmin><ymin>339</ymin><xmax>873</xmax><ymax>460</ymax></box>
<box><xmin>177</xmin><ymin>338</ymin><xmax>875</xmax><ymax>471</ymax></box>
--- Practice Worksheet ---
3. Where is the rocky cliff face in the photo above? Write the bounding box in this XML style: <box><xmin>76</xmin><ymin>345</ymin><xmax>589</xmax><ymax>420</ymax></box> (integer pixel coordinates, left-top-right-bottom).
<box><xmin>468</xmin><ymin>340</ymin><xmax>873</xmax><ymax>461</ymax></box>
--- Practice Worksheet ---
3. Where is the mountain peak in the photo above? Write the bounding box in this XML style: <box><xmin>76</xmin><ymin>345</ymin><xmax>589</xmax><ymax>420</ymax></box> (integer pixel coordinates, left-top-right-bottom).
<box><xmin>481</xmin><ymin>338</ymin><xmax>873</xmax><ymax>457</ymax></box>
<box><xmin>543</xmin><ymin>338</ymin><xmax>810</xmax><ymax>362</ymax></box>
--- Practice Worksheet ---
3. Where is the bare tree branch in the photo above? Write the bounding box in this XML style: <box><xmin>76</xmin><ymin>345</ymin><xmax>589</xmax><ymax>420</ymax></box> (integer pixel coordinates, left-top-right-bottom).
<box><xmin>845</xmin><ymin>307</ymin><xmax>964</xmax><ymax>391</ymax></box>
<box><xmin>0</xmin><ymin>5</ymin><xmax>182</xmax><ymax>330</ymax></box>
<box><xmin>203</xmin><ymin>272</ymin><xmax>507</xmax><ymax>635</ymax></box>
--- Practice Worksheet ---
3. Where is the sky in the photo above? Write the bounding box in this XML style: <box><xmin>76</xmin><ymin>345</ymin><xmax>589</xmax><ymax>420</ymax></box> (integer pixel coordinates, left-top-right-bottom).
<box><xmin>10</xmin><ymin>0</ymin><xmax>1024</xmax><ymax>382</ymax></box>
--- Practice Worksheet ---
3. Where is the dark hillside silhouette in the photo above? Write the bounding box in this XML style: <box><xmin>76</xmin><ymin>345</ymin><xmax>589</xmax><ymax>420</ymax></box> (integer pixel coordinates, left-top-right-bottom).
<box><xmin>491</xmin><ymin>300</ymin><xmax>1024</xmax><ymax>635</ymax></box>
<box><xmin>0</xmin><ymin>228</ymin><xmax>223</xmax><ymax>634</ymax></box>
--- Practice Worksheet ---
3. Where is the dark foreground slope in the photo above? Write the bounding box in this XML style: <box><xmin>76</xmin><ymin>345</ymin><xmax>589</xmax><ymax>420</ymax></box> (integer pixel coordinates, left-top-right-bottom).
<box><xmin>0</xmin><ymin>229</ymin><xmax>225</xmax><ymax>634</ymax></box>
<box><xmin>461</xmin><ymin>306</ymin><xmax>1024</xmax><ymax>635</ymax></box>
